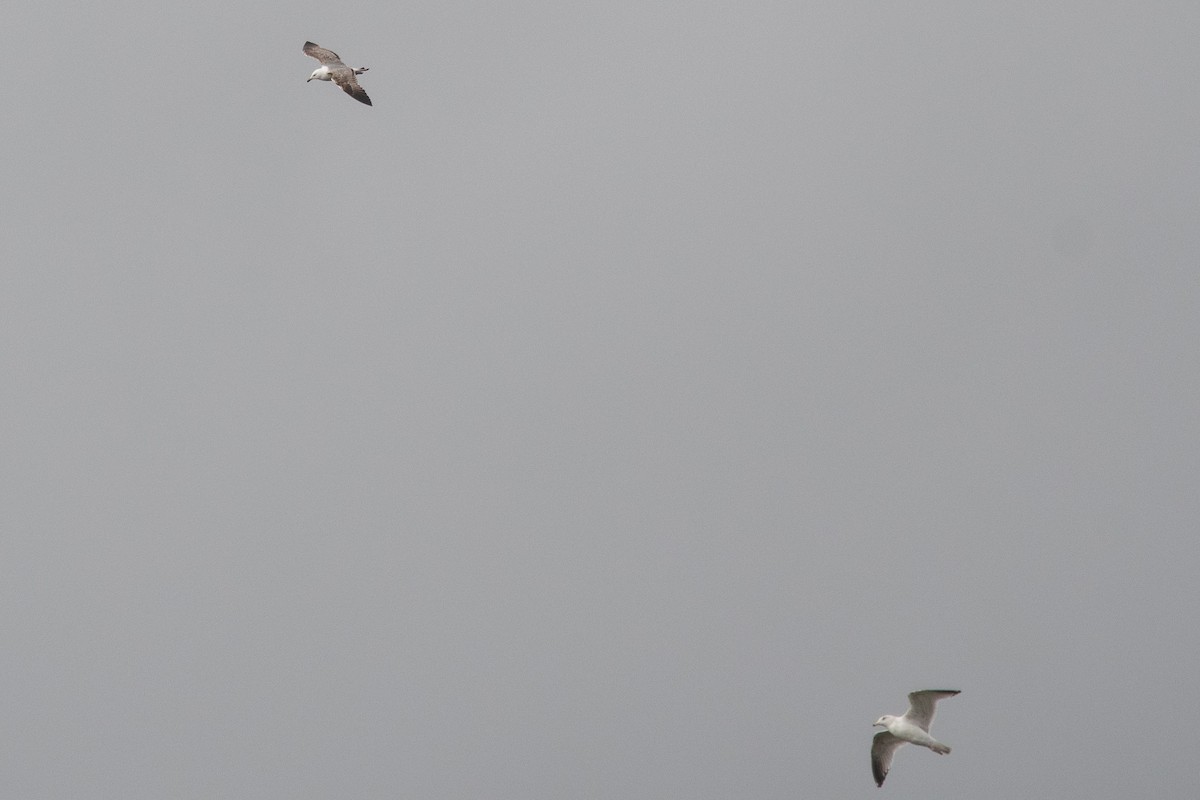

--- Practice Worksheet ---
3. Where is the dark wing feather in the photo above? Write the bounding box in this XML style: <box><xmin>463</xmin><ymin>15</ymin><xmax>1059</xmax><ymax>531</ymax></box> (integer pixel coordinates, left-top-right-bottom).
<box><xmin>332</xmin><ymin>71</ymin><xmax>372</xmax><ymax>106</ymax></box>
<box><xmin>904</xmin><ymin>690</ymin><xmax>960</xmax><ymax>732</ymax></box>
<box><xmin>303</xmin><ymin>41</ymin><xmax>345</xmax><ymax>66</ymax></box>
<box><xmin>871</xmin><ymin>731</ymin><xmax>904</xmax><ymax>787</ymax></box>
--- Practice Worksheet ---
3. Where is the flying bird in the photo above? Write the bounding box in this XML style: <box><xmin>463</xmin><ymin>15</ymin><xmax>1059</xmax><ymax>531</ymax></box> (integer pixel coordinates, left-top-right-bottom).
<box><xmin>871</xmin><ymin>689</ymin><xmax>959</xmax><ymax>787</ymax></box>
<box><xmin>303</xmin><ymin>41</ymin><xmax>372</xmax><ymax>106</ymax></box>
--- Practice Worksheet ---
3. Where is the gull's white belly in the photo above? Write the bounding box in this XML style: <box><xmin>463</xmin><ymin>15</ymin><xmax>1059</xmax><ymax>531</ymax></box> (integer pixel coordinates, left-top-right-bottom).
<box><xmin>887</xmin><ymin>719</ymin><xmax>938</xmax><ymax>746</ymax></box>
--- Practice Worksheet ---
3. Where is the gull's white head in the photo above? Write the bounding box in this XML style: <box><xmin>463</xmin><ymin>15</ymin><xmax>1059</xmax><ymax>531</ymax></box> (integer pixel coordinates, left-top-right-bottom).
<box><xmin>308</xmin><ymin>66</ymin><xmax>331</xmax><ymax>82</ymax></box>
<box><xmin>873</xmin><ymin>715</ymin><xmax>895</xmax><ymax>728</ymax></box>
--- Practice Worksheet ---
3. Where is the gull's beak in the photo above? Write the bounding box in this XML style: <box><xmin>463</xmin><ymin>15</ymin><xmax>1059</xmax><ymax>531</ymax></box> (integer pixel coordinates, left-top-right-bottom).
<box><xmin>306</xmin><ymin>77</ymin><xmax>313</xmax><ymax>82</ymax></box>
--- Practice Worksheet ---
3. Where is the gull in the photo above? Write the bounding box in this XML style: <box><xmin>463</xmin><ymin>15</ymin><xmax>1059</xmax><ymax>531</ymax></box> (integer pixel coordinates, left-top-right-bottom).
<box><xmin>871</xmin><ymin>689</ymin><xmax>959</xmax><ymax>787</ymax></box>
<box><xmin>303</xmin><ymin>41</ymin><xmax>372</xmax><ymax>106</ymax></box>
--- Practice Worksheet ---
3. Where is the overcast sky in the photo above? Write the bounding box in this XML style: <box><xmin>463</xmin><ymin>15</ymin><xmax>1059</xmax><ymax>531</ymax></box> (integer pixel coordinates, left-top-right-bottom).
<box><xmin>3</xmin><ymin>2</ymin><xmax>1197</xmax><ymax>798</ymax></box>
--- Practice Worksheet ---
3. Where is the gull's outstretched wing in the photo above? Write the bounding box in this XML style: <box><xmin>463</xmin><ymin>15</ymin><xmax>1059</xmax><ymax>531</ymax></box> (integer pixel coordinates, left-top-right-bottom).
<box><xmin>303</xmin><ymin>41</ymin><xmax>346</xmax><ymax>67</ymax></box>
<box><xmin>331</xmin><ymin>71</ymin><xmax>372</xmax><ymax>105</ymax></box>
<box><xmin>871</xmin><ymin>730</ymin><xmax>905</xmax><ymax>787</ymax></box>
<box><xmin>903</xmin><ymin>690</ymin><xmax>960</xmax><ymax>732</ymax></box>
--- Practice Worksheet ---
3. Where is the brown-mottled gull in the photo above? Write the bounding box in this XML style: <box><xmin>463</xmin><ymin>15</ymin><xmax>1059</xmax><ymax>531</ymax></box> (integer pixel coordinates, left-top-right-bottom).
<box><xmin>871</xmin><ymin>689</ymin><xmax>959</xmax><ymax>787</ymax></box>
<box><xmin>303</xmin><ymin>41</ymin><xmax>372</xmax><ymax>106</ymax></box>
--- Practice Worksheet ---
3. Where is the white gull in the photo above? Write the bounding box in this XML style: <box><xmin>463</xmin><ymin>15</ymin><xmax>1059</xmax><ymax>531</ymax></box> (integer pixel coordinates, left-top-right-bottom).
<box><xmin>871</xmin><ymin>689</ymin><xmax>959</xmax><ymax>787</ymax></box>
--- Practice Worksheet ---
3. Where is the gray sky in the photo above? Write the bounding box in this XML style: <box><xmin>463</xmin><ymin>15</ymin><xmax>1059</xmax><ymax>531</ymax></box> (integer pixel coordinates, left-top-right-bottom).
<box><xmin>3</xmin><ymin>1</ymin><xmax>1197</xmax><ymax>797</ymax></box>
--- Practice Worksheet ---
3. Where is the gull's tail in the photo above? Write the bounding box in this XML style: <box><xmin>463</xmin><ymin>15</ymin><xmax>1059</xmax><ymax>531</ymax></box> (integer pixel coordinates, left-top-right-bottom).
<box><xmin>930</xmin><ymin>742</ymin><xmax>951</xmax><ymax>755</ymax></box>
<box><xmin>354</xmin><ymin>67</ymin><xmax>369</xmax><ymax>75</ymax></box>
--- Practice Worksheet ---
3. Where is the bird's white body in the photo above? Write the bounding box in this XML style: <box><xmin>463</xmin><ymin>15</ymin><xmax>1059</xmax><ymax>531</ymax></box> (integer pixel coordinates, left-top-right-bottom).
<box><xmin>873</xmin><ymin>715</ymin><xmax>949</xmax><ymax>753</ymax></box>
